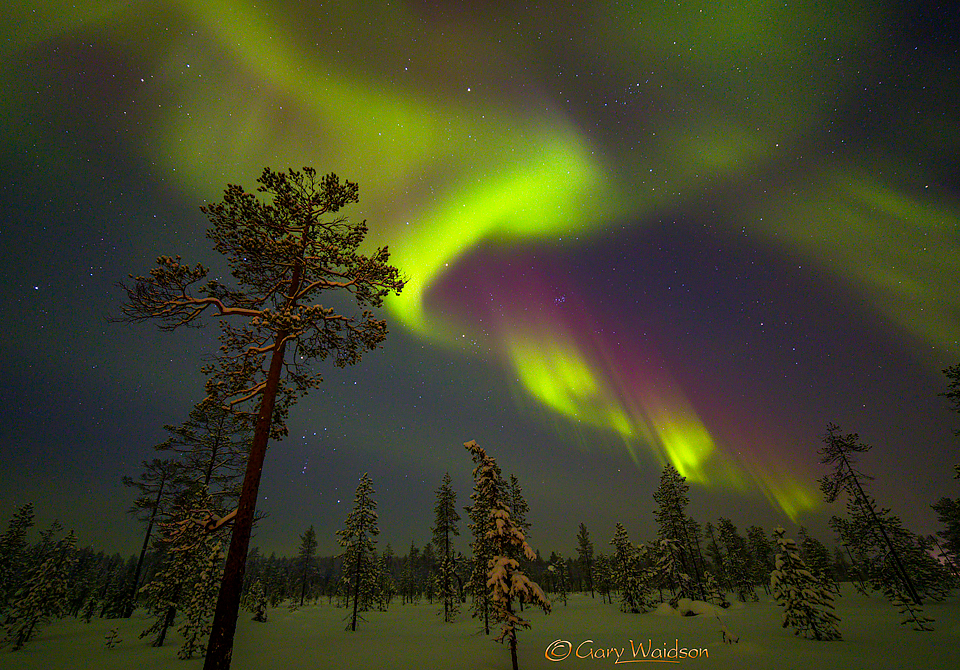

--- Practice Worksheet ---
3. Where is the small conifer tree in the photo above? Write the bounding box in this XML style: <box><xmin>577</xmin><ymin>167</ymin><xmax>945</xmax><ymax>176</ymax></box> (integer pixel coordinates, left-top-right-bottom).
<box><xmin>241</xmin><ymin>579</ymin><xmax>268</xmax><ymax>622</ymax></box>
<box><xmin>576</xmin><ymin>523</ymin><xmax>595</xmax><ymax>596</ymax></box>
<box><xmin>337</xmin><ymin>473</ymin><xmax>379</xmax><ymax>631</ymax></box>
<box><xmin>2</xmin><ymin>527</ymin><xmax>76</xmax><ymax>650</ymax></box>
<box><xmin>770</xmin><ymin>526</ymin><xmax>841</xmax><ymax>641</ymax></box>
<box><xmin>465</xmin><ymin>440</ymin><xmax>550</xmax><ymax>670</ymax></box>
<box><xmin>297</xmin><ymin>526</ymin><xmax>318</xmax><ymax>606</ymax></box>
<box><xmin>0</xmin><ymin>503</ymin><xmax>35</xmax><ymax>610</ymax></box>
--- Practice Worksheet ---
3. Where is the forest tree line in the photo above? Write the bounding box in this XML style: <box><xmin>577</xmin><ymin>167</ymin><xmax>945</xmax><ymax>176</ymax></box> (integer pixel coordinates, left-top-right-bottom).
<box><xmin>2</xmin><ymin>364</ymin><xmax>959</xmax><ymax>656</ymax></box>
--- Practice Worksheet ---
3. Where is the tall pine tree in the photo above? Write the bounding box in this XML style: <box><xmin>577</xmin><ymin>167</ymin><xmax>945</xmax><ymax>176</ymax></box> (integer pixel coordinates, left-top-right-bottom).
<box><xmin>118</xmin><ymin>167</ymin><xmax>404</xmax><ymax>670</ymax></box>
<box><xmin>122</xmin><ymin>458</ymin><xmax>179</xmax><ymax>618</ymax></box>
<box><xmin>746</xmin><ymin>525</ymin><xmax>775</xmax><ymax>594</ymax></box>
<box><xmin>576</xmin><ymin>523</ymin><xmax>594</xmax><ymax>596</ymax></box>
<box><xmin>432</xmin><ymin>473</ymin><xmax>461</xmax><ymax>622</ymax></box>
<box><xmin>465</xmin><ymin>443</ymin><xmax>501</xmax><ymax>635</ymax></box>
<box><xmin>297</xmin><ymin>526</ymin><xmax>318</xmax><ymax>606</ymax></box>
<box><xmin>717</xmin><ymin>518</ymin><xmax>757</xmax><ymax>602</ymax></box>
<box><xmin>819</xmin><ymin>423</ymin><xmax>925</xmax><ymax>606</ymax></box>
<box><xmin>653</xmin><ymin>465</ymin><xmax>706</xmax><ymax>600</ymax></box>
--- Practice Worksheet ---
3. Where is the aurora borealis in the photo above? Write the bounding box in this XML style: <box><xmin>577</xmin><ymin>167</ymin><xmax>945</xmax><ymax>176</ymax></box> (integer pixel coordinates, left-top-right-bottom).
<box><xmin>1</xmin><ymin>1</ymin><xmax>957</xmax><ymax>555</ymax></box>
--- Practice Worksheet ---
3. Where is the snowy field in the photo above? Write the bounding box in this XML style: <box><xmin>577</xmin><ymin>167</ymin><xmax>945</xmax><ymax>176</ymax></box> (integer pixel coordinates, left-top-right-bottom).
<box><xmin>6</xmin><ymin>585</ymin><xmax>958</xmax><ymax>670</ymax></box>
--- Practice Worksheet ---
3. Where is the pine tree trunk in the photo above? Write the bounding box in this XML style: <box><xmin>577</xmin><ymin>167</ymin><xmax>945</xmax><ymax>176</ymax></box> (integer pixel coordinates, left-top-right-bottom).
<box><xmin>204</xmin><ymin>262</ymin><xmax>303</xmax><ymax>669</ymax></box>
<box><xmin>842</xmin><ymin>454</ymin><xmax>923</xmax><ymax>606</ymax></box>
<box><xmin>351</xmin><ymin>550</ymin><xmax>362</xmax><ymax>631</ymax></box>
<box><xmin>125</xmin><ymin>474</ymin><xmax>166</xmax><ymax>618</ymax></box>
<box><xmin>443</xmin><ymin>525</ymin><xmax>450</xmax><ymax>621</ymax></box>
<box><xmin>677</xmin><ymin>513</ymin><xmax>706</xmax><ymax>601</ymax></box>
<box><xmin>203</xmin><ymin>329</ymin><xmax>291</xmax><ymax>668</ymax></box>
<box><xmin>204</xmin><ymin>414</ymin><xmax>222</xmax><ymax>488</ymax></box>
<box><xmin>507</xmin><ymin>596</ymin><xmax>519</xmax><ymax>670</ymax></box>
<box><xmin>154</xmin><ymin>605</ymin><xmax>175</xmax><ymax>647</ymax></box>
<box><xmin>841</xmin><ymin>542</ymin><xmax>868</xmax><ymax>594</ymax></box>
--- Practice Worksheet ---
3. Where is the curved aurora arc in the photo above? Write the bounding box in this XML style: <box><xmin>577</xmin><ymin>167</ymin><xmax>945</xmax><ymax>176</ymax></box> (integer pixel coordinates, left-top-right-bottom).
<box><xmin>8</xmin><ymin>1</ymin><xmax>957</xmax><ymax>521</ymax></box>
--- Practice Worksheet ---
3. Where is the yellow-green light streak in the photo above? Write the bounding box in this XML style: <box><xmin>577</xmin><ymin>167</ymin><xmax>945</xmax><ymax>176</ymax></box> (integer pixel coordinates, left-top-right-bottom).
<box><xmin>758</xmin><ymin>170</ymin><xmax>960</xmax><ymax>358</ymax></box>
<box><xmin>8</xmin><ymin>0</ymin><xmax>949</xmax><ymax>522</ymax></box>
<box><xmin>505</xmin><ymin>325</ymin><xmax>819</xmax><ymax>518</ymax></box>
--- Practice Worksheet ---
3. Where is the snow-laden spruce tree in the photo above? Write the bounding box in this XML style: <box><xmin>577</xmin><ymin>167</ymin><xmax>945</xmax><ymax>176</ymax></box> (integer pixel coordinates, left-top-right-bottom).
<box><xmin>548</xmin><ymin>554</ymin><xmax>570</xmax><ymax>606</ymax></box>
<box><xmin>177</xmin><ymin>536</ymin><xmax>226</xmax><ymax>659</ymax></box>
<box><xmin>241</xmin><ymin>579</ymin><xmax>268</xmax><ymax>622</ymax></box>
<box><xmin>465</xmin><ymin>445</ymin><xmax>500</xmax><ymax>635</ymax></box>
<box><xmin>138</xmin><ymin>486</ymin><xmax>225</xmax><ymax>655</ymax></box>
<box><xmin>336</xmin><ymin>473</ymin><xmax>379</xmax><ymax>631</ymax></box>
<box><xmin>465</xmin><ymin>440</ymin><xmax>550</xmax><ymax>670</ymax></box>
<box><xmin>2</xmin><ymin>526</ymin><xmax>76</xmax><ymax>650</ymax></box>
<box><xmin>747</xmin><ymin>525</ymin><xmax>775</xmax><ymax>594</ymax></box>
<box><xmin>653</xmin><ymin>464</ymin><xmax>707</xmax><ymax>600</ymax></box>
<box><xmin>718</xmin><ymin>518</ymin><xmax>758</xmax><ymax>602</ymax></box>
<box><xmin>421</xmin><ymin>543</ymin><xmax>437</xmax><ymax>603</ymax></box>
<box><xmin>770</xmin><ymin>526</ymin><xmax>841</xmax><ymax>641</ymax></box>
<box><xmin>374</xmin><ymin>548</ymin><xmax>396</xmax><ymax>611</ymax></box>
<box><xmin>798</xmin><ymin>526</ymin><xmax>838</xmax><ymax>594</ymax></box>
<box><xmin>0</xmin><ymin>503</ymin><xmax>35</xmax><ymax>610</ymax></box>
<box><xmin>400</xmin><ymin>542</ymin><xmax>420</xmax><ymax>605</ymax></box>
<box><xmin>432</xmin><ymin>473</ymin><xmax>461</xmax><ymax>622</ymax></box>
<box><xmin>704</xmin><ymin>522</ymin><xmax>728</xmax><ymax>589</ymax></box>
<box><xmin>118</xmin><ymin>167</ymin><xmax>404</xmax><ymax>670</ymax></box>
<box><xmin>654</xmin><ymin>537</ymin><xmax>694</xmax><ymax>606</ymax></box>
<box><xmin>702</xmin><ymin>570</ymin><xmax>730</xmax><ymax>609</ymax></box>
<box><xmin>593</xmin><ymin>553</ymin><xmax>613</xmax><ymax>604</ymax></box>
<box><xmin>610</xmin><ymin>524</ymin><xmax>655</xmax><ymax>613</ymax></box>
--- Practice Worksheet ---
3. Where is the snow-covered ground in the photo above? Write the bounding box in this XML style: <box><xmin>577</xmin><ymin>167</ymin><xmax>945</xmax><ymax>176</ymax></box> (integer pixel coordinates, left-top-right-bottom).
<box><xmin>7</xmin><ymin>585</ymin><xmax>958</xmax><ymax>669</ymax></box>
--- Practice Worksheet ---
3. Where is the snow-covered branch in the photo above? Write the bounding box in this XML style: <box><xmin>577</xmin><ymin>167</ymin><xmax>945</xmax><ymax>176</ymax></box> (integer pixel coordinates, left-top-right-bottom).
<box><xmin>203</xmin><ymin>508</ymin><xmax>238</xmax><ymax>533</ymax></box>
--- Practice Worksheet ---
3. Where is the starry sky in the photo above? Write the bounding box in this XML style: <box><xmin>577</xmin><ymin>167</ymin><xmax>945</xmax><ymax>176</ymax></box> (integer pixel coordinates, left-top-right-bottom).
<box><xmin>1</xmin><ymin>1</ymin><xmax>958</xmax><ymax>558</ymax></box>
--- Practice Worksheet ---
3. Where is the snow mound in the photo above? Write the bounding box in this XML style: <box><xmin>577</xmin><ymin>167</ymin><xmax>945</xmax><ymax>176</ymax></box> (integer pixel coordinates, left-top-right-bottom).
<box><xmin>653</xmin><ymin>599</ymin><xmax>725</xmax><ymax>617</ymax></box>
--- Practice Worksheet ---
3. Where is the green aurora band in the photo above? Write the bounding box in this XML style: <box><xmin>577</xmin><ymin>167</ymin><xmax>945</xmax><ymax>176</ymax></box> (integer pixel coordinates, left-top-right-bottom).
<box><xmin>5</xmin><ymin>0</ymin><xmax>957</xmax><ymax>520</ymax></box>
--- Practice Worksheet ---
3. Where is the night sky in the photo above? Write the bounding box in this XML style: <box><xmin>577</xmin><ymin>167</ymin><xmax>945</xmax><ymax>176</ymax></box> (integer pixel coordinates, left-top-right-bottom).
<box><xmin>1</xmin><ymin>1</ymin><xmax>957</xmax><ymax>559</ymax></box>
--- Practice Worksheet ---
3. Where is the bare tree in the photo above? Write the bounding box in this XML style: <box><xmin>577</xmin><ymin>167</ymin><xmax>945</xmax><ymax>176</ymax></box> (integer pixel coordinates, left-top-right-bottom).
<box><xmin>818</xmin><ymin>422</ymin><xmax>922</xmax><ymax>606</ymax></box>
<box><xmin>122</xmin><ymin>458</ymin><xmax>179</xmax><ymax>617</ymax></box>
<box><xmin>156</xmin><ymin>400</ymin><xmax>251</xmax><ymax>510</ymax></box>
